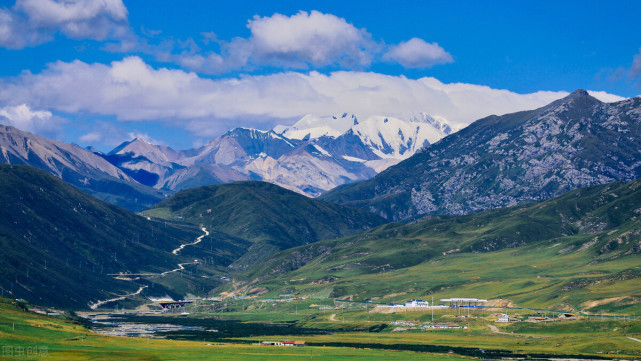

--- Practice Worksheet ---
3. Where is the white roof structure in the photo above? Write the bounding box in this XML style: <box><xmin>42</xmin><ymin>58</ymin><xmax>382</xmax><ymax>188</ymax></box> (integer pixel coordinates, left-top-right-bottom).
<box><xmin>440</xmin><ymin>298</ymin><xmax>488</xmax><ymax>303</ymax></box>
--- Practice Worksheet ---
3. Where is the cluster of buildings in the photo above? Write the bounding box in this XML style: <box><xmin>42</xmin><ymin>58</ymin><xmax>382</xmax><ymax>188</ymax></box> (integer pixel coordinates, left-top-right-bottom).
<box><xmin>390</xmin><ymin>321</ymin><xmax>468</xmax><ymax>331</ymax></box>
<box><xmin>494</xmin><ymin>313</ymin><xmax>571</xmax><ymax>323</ymax></box>
<box><xmin>390</xmin><ymin>320</ymin><xmax>416</xmax><ymax>326</ymax></box>
<box><xmin>259</xmin><ymin>341</ymin><xmax>306</xmax><ymax>347</ymax></box>
<box><xmin>439</xmin><ymin>298</ymin><xmax>488</xmax><ymax>307</ymax></box>
<box><xmin>383</xmin><ymin>297</ymin><xmax>489</xmax><ymax>309</ymax></box>
<box><xmin>318</xmin><ymin>306</ymin><xmax>339</xmax><ymax>310</ymax></box>
<box><xmin>383</xmin><ymin>299</ymin><xmax>440</xmax><ymax>308</ymax></box>
<box><xmin>422</xmin><ymin>323</ymin><xmax>466</xmax><ymax>329</ymax></box>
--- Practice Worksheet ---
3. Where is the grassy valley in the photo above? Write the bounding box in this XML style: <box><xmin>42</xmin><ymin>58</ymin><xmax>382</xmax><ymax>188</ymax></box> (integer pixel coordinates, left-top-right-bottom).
<box><xmin>0</xmin><ymin>164</ymin><xmax>235</xmax><ymax>309</ymax></box>
<box><xmin>142</xmin><ymin>181</ymin><xmax>385</xmax><ymax>269</ymax></box>
<box><xmin>232</xmin><ymin>179</ymin><xmax>641</xmax><ymax>315</ymax></box>
<box><xmin>0</xmin><ymin>297</ymin><xmax>480</xmax><ymax>360</ymax></box>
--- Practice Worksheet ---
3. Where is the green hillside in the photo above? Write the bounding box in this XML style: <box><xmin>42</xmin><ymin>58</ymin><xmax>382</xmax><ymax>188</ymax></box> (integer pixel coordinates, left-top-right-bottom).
<box><xmin>142</xmin><ymin>181</ymin><xmax>385</xmax><ymax>268</ymax></box>
<box><xmin>0</xmin><ymin>164</ymin><xmax>220</xmax><ymax>308</ymax></box>
<box><xmin>235</xmin><ymin>179</ymin><xmax>641</xmax><ymax>313</ymax></box>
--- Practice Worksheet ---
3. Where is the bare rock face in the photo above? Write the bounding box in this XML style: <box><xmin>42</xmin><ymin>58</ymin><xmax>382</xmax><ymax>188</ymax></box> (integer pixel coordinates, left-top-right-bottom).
<box><xmin>322</xmin><ymin>90</ymin><xmax>641</xmax><ymax>221</ymax></box>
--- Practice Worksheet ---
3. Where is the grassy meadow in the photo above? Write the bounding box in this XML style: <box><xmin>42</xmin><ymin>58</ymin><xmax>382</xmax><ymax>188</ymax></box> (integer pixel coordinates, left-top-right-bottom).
<box><xmin>0</xmin><ymin>298</ymin><xmax>472</xmax><ymax>360</ymax></box>
<box><xmin>2</xmin><ymin>292</ymin><xmax>641</xmax><ymax>360</ymax></box>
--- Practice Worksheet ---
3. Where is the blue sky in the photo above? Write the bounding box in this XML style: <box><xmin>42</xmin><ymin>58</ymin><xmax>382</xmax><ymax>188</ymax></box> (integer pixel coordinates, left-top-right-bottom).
<box><xmin>0</xmin><ymin>0</ymin><xmax>640</xmax><ymax>151</ymax></box>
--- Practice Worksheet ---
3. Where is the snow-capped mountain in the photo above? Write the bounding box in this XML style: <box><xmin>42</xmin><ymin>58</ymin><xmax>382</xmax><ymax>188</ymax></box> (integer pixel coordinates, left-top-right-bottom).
<box><xmin>274</xmin><ymin>113</ymin><xmax>354</xmax><ymax>140</ymax></box>
<box><xmin>103</xmin><ymin>112</ymin><xmax>455</xmax><ymax>196</ymax></box>
<box><xmin>322</xmin><ymin>90</ymin><xmax>641</xmax><ymax>220</ymax></box>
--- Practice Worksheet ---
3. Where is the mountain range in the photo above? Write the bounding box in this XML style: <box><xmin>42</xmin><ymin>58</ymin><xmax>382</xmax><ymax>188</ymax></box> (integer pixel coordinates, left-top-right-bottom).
<box><xmin>2</xmin><ymin>88</ymin><xmax>641</xmax><ymax>312</ymax></box>
<box><xmin>322</xmin><ymin>90</ymin><xmax>641</xmax><ymax>220</ymax></box>
<box><xmin>0</xmin><ymin>111</ymin><xmax>452</xmax><ymax>211</ymax></box>
<box><xmin>0</xmin><ymin>124</ymin><xmax>169</xmax><ymax>211</ymax></box>
<box><xmin>101</xmin><ymin>112</ymin><xmax>453</xmax><ymax>197</ymax></box>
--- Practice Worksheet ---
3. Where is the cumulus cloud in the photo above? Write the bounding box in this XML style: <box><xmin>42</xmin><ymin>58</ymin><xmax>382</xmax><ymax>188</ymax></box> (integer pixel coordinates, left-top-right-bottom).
<box><xmin>384</xmin><ymin>38</ymin><xmax>453</xmax><ymax>68</ymax></box>
<box><xmin>0</xmin><ymin>57</ymin><xmax>624</xmax><ymax>137</ymax></box>
<box><xmin>0</xmin><ymin>0</ymin><xmax>129</xmax><ymax>49</ymax></box>
<box><xmin>177</xmin><ymin>11</ymin><xmax>377</xmax><ymax>74</ymax></box>
<box><xmin>0</xmin><ymin>103</ymin><xmax>66</xmax><ymax>137</ymax></box>
<box><xmin>248</xmin><ymin>11</ymin><xmax>375</xmax><ymax>67</ymax></box>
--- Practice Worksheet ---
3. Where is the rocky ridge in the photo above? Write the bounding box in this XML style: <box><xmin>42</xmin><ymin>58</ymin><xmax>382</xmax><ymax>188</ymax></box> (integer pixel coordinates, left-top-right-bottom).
<box><xmin>322</xmin><ymin>90</ymin><xmax>641</xmax><ymax>220</ymax></box>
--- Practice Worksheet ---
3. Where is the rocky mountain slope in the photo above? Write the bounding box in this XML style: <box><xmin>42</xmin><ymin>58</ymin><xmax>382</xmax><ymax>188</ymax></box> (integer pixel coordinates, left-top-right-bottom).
<box><xmin>322</xmin><ymin>90</ymin><xmax>641</xmax><ymax>220</ymax></box>
<box><xmin>0</xmin><ymin>124</ymin><xmax>168</xmax><ymax>211</ymax></box>
<box><xmin>142</xmin><ymin>181</ymin><xmax>385</xmax><ymax>269</ymax></box>
<box><xmin>104</xmin><ymin>113</ymin><xmax>453</xmax><ymax>197</ymax></box>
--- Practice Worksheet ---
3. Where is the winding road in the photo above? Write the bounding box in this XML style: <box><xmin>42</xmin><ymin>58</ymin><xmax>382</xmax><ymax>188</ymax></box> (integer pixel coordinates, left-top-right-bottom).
<box><xmin>89</xmin><ymin>285</ymin><xmax>148</xmax><ymax>310</ymax></box>
<box><xmin>88</xmin><ymin>227</ymin><xmax>209</xmax><ymax>309</ymax></box>
<box><xmin>172</xmin><ymin>227</ymin><xmax>209</xmax><ymax>255</ymax></box>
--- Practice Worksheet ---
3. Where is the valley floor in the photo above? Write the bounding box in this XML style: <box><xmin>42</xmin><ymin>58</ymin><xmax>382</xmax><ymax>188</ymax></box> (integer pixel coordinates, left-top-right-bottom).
<box><xmin>2</xmin><ymin>297</ymin><xmax>640</xmax><ymax>360</ymax></box>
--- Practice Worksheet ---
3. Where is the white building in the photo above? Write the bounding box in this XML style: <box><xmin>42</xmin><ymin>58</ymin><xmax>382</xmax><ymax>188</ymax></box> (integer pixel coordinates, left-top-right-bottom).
<box><xmin>496</xmin><ymin>314</ymin><xmax>511</xmax><ymax>323</ymax></box>
<box><xmin>440</xmin><ymin>298</ymin><xmax>488</xmax><ymax>307</ymax></box>
<box><xmin>405</xmin><ymin>299</ymin><xmax>430</xmax><ymax>307</ymax></box>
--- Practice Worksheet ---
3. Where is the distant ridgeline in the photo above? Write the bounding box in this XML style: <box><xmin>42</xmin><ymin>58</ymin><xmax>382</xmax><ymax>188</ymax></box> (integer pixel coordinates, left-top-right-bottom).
<box><xmin>0</xmin><ymin>124</ymin><xmax>168</xmax><ymax>212</ymax></box>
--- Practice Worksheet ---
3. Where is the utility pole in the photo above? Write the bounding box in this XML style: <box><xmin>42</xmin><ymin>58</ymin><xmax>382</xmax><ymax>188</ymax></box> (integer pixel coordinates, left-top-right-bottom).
<box><xmin>431</xmin><ymin>296</ymin><xmax>434</xmax><ymax>322</ymax></box>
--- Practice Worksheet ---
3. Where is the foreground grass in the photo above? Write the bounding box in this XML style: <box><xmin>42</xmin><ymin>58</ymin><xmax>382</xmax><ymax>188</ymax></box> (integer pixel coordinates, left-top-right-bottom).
<box><xmin>2</xmin><ymin>296</ymin><xmax>640</xmax><ymax>360</ymax></box>
<box><xmin>239</xmin><ymin>324</ymin><xmax>641</xmax><ymax>359</ymax></box>
<box><xmin>0</xmin><ymin>298</ymin><xmax>468</xmax><ymax>360</ymax></box>
<box><xmin>112</xmin><ymin>300</ymin><xmax>641</xmax><ymax>360</ymax></box>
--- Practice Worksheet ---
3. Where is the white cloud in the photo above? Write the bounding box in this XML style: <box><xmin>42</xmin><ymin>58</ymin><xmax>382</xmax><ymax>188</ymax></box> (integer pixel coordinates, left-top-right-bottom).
<box><xmin>629</xmin><ymin>47</ymin><xmax>641</xmax><ymax>83</ymax></box>
<box><xmin>126</xmin><ymin>131</ymin><xmax>164</xmax><ymax>145</ymax></box>
<box><xmin>177</xmin><ymin>11</ymin><xmax>377</xmax><ymax>74</ymax></box>
<box><xmin>78</xmin><ymin>121</ymin><xmax>162</xmax><ymax>148</ymax></box>
<box><xmin>0</xmin><ymin>0</ymin><xmax>129</xmax><ymax>49</ymax></box>
<box><xmin>0</xmin><ymin>57</ymin><xmax>625</xmax><ymax>137</ymax></box>
<box><xmin>78</xmin><ymin>130</ymin><xmax>103</xmax><ymax>144</ymax></box>
<box><xmin>384</xmin><ymin>38</ymin><xmax>453</xmax><ymax>68</ymax></box>
<box><xmin>0</xmin><ymin>103</ymin><xmax>66</xmax><ymax>136</ymax></box>
<box><xmin>248</xmin><ymin>10</ymin><xmax>375</xmax><ymax>67</ymax></box>
<box><xmin>586</xmin><ymin>90</ymin><xmax>626</xmax><ymax>103</ymax></box>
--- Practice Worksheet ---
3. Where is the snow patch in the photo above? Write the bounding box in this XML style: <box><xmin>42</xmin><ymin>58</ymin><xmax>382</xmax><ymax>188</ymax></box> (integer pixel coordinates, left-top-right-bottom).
<box><xmin>342</xmin><ymin>155</ymin><xmax>366</xmax><ymax>163</ymax></box>
<box><xmin>313</xmin><ymin>144</ymin><xmax>331</xmax><ymax>157</ymax></box>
